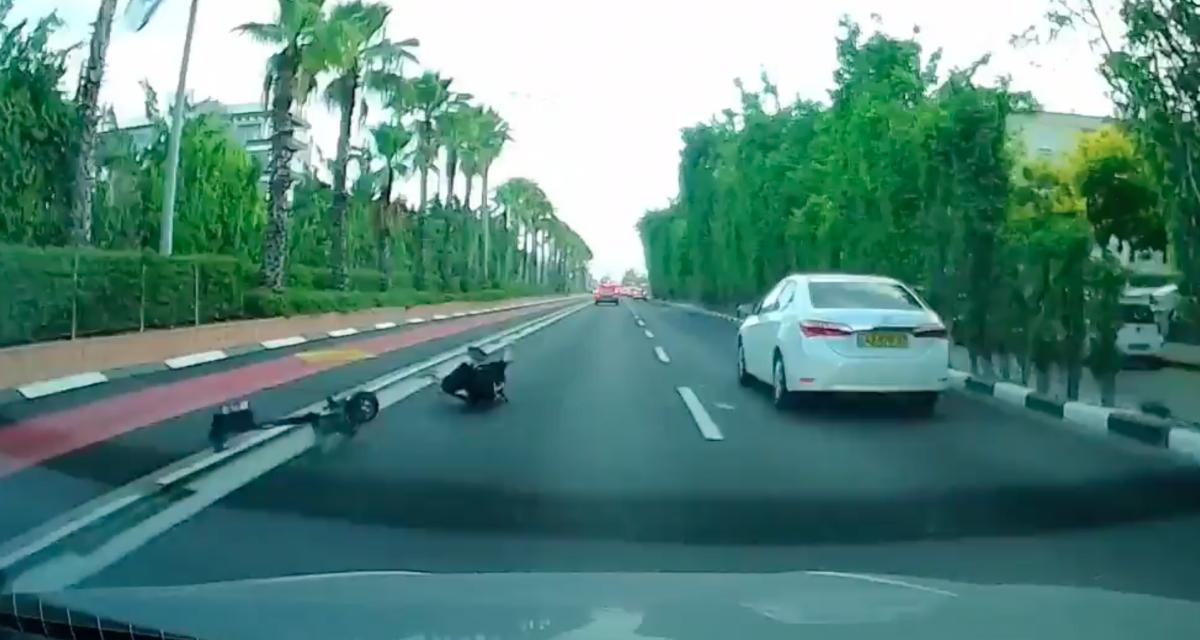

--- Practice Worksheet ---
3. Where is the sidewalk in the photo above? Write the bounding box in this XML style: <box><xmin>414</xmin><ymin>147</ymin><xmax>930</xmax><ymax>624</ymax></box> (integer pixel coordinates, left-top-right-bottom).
<box><xmin>0</xmin><ymin>295</ymin><xmax>564</xmax><ymax>390</ymax></box>
<box><xmin>1162</xmin><ymin>342</ymin><xmax>1200</xmax><ymax>368</ymax></box>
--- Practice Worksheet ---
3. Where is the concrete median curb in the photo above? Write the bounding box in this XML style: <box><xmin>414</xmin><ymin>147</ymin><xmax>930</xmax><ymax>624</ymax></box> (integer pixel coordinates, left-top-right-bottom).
<box><xmin>653</xmin><ymin>297</ymin><xmax>1200</xmax><ymax>464</ymax></box>
<box><xmin>2</xmin><ymin>296</ymin><xmax>583</xmax><ymax>406</ymax></box>
<box><xmin>947</xmin><ymin>371</ymin><xmax>1200</xmax><ymax>461</ymax></box>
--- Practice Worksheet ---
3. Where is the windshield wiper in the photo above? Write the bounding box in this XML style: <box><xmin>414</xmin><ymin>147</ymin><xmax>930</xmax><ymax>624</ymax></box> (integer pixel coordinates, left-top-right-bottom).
<box><xmin>1</xmin><ymin>592</ymin><xmax>196</xmax><ymax>640</ymax></box>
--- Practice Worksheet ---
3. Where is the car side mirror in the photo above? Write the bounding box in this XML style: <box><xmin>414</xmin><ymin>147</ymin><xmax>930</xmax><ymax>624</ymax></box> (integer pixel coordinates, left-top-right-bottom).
<box><xmin>736</xmin><ymin>303</ymin><xmax>756</xmax><ymax>319</ymax></box>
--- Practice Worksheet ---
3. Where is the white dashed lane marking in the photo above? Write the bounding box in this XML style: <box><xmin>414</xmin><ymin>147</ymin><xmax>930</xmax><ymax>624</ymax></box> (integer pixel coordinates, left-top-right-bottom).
<box><xmin>677</xmin><ymin>387</ymin><xmax>725</xmax><ymax>441</ymax></box>
<box><xmin>654</xmin><ymin>346</ymin><xmax>671</xmax><ymax>364</ymax></box>
<box><xmin>644</xmin><ymin>330</ymin><xmax>655</xmax><ymax>339</ymax></box>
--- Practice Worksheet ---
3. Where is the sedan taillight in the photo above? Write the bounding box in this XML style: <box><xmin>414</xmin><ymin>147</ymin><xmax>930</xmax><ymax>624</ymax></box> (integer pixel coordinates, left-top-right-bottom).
<box><xmin>800</xmin><ymin>320</ymin><xmax>853</xmax><ymax>338</ymax></box>
<box><xmin>913</xmin><ymin>323</ymin><xmax>948</xmax><ymax>339</ymax></box>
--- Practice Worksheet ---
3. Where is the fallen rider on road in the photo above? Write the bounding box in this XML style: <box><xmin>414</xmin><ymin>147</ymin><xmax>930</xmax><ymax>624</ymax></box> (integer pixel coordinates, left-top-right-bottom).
<box><xmin>440</xmin><ymin>345</ymin><xmax>512</xmax><ymax>405</ymax></box>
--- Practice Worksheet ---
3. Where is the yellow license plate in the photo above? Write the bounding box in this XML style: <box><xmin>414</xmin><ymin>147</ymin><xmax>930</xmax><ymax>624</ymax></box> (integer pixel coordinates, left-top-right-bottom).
<box><xmin>859</xmin><ymin>332</ymin><xmax>908</xmax><ymax>348</ymax></box>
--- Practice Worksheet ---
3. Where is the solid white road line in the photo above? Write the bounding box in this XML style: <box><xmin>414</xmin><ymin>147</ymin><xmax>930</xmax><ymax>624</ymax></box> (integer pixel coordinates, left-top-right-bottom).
<box><xmin>654</xmin><ymin>346</ymin><xmax>671</xmax><ymax>364</ymax></box>
<box><xmin>373</xmin><ymin>321</ymin><xmax>397</xmax><ymax>330</ymax></box>
<box><xmin>644</xmin><ymin>330</ymin><xmax>655</xmax><ymax>339</ymax></box>
<box><xmin>261</xmin><ymin>336</ymin><xmax>307</xmax><ymax>350</ymax></box>
<box><xmin>328</xmin><ymin>328</ymin><xmax>359</xmax><ymax>338</ymax></box>
<box><xmin>676</xmin><ymin>387</ymin><xmax>724</xmax><ymax>441</ymax></box>
<box><xmin>17</xmin><ymin>372</ymin><xmax>109</xmax><ymax>400</ymax></box>
<box><xmin>163</xmin><ymin>350</ymin><xmax>227</xmax><ymax>370</ymax></box>
<box><xmin>0</xmin><ymin>301</ymin><xmax>591</xmax><ymax>592</ymax></box>
<box><xmin>0</xmin><ymin>494</ymin><xmax>141</xmax><ymax>569</ymax></box>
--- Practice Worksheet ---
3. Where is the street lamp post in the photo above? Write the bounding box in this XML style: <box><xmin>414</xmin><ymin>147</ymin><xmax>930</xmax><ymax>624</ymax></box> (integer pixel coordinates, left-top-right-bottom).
<box><xmin>158</xmin><ymin>0</ymin><xmax>200</xmax><ymax>256</ymax></box>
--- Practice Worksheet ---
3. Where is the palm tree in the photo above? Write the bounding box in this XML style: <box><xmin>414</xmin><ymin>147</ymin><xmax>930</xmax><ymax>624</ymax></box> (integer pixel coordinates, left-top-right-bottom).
<box><xmin>236</xmin><ymin>0</ymin><xmax>327</xmax><ymax>290</ymax></box>
<box><xmin>470</xmin><ymin>108</ymin><xmax>509</xmax><ymax>283</ymax></box>
<box><xmin>454</xmin><ymin>106</ymin><xmax>486</xmax><ymax>209</ymax></box>
<box><xmin>435</xmin><ymin>93</ymin><xmax>475</xmax><ymax>205</ymax></box>
<box><xmin>66</xmin><ymin>0</ymin><xmax>118</xmax><ymax>245</ymax></box>
<box><xmin>398</xmin><ymin>71</ymin><xmax>454</xmax><ymax>211</ymax></box>
<box><xmin>369</xmin><ymin>121</ymin><xmax>414</xmax><ymax>285</ymax></box>
<box><xmin>494</xmin><ymin>178</ymin><xmax>548</xmax><ymax>286</ymax></box>
<box><xmin>527</xmin><ymin>201</ymin><xmax>554</xmax><ymax>285</ymax></box>
<box><xmin>317</xmin><ymin>0</ymin><xmax>417</xmax><ymax>289</ymax></box>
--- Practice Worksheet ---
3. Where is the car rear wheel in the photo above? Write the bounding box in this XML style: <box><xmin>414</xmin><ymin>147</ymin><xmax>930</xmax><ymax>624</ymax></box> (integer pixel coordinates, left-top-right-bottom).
<box><xmin>772</xmin><ymin>354</ymin><xmax>792</xmax><ymax>410</ymax></box>
<box><xmin>737</xmin><ymin>342</ymin><xmax>752</xmax><ymax>386</ymax></box>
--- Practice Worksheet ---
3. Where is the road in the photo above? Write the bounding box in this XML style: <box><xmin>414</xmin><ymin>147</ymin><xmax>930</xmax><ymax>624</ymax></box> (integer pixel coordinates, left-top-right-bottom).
<box><xmin>4</xmin><ymin>299</ymin><xmax>1200</xmax><ymax>603</ymax></box>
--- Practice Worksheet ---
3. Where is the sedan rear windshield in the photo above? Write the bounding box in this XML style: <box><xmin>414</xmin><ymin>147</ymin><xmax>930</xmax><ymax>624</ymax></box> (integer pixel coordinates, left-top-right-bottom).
<box><xmin>808</xmin><ymin>281</ymin><xmax>924</xmax><ymax>310</ymax></box>
<box><xmin>1121</xmin><ymin>304</ymin><xmax>1155</xmax><ymax>324</ymax></box>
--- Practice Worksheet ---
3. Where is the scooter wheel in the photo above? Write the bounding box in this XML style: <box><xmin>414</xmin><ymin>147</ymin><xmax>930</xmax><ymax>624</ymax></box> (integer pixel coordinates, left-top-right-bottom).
<box><xmin>345</xmin><ymin>391</ymin><xmax>380</xmax><ymax>425</ymax></box>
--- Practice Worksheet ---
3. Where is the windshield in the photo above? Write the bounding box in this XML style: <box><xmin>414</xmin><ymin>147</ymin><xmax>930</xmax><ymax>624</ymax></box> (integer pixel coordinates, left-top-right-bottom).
<box><xmin>808</xmin><ymin>281</ymin><xmax>925</xmax><ymax>310</ymax></box>
<box><xmin>1121</xmin><ymin>304</ymin><xmax>1156</xmax><ymax>324</ymax></box>
<box><xmin>3</xmin><ymin>1</ymin><xmax>1200</xmax><ymax>637</ymax></box>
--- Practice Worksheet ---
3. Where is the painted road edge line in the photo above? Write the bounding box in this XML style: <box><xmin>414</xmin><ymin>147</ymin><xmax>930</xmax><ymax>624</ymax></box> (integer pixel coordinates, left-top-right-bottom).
<box><xmin>0</xmin><ymin>296</ymin><xmax>582</xmax><ymax>404</ymax></box>
<box><xmin>677</xmin><ymin>387</ymin><xmax>724</xmax><ymax>441</ymax></box>
<box><xmin>163</xmin><ymin>350</ymin><xmax>228</xmax><ymax>370</ymax></box>
<box><xmin>0</xmin><ymin>301</ymin><xmax>592</xmax><ymax>591</ymax></box>
<box><xmin>654</xmin><ymin>346</ymin><xmax>671</xmax><ymax>364</ymax></box>
<box><xmin>261</xmin><ymin>336</ymin><xmax>307</xmax><ymax>350</ymax></box>
<box><xmin>17</xmin><ymin>372</ymin><xmax>109</xmax><ymax>400</ymax></box>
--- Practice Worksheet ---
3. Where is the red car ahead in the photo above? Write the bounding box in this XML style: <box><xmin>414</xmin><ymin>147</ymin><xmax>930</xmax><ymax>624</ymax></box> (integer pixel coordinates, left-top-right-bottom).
<box><xmin>594</xmin><ymin>283</ymin><xmax>620</xmax><ymax>305</ymax></box>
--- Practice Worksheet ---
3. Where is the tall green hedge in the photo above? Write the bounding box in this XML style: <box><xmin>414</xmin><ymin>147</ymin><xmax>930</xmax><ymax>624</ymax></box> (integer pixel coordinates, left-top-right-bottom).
<box><xmin>243</xmin><ymin>286</ymin><xmax>541</xmax><ymax>317</ymax></box>
<box><xmin>0</xmin><ymin>244</ymin><xmax>256</xmax><ymax>346</ymax></box>
<box><xmin>0</xmin><ymin>244</ymin><xmax>551</xmax><ymax>348</ymax></box>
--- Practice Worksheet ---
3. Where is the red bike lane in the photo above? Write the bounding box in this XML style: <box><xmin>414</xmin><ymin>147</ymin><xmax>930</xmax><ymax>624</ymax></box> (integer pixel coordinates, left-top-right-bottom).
<box><xmin>0</xmin><ymin>304</ymin><xmax>565</xmax><ymax>480</ymax></box>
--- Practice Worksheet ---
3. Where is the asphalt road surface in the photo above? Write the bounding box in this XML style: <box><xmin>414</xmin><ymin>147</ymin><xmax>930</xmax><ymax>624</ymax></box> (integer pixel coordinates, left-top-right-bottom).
<box><xmin>6</xmin><ymin>300</ymin><xmax>1200</xmax><ymax>603</ymax></box>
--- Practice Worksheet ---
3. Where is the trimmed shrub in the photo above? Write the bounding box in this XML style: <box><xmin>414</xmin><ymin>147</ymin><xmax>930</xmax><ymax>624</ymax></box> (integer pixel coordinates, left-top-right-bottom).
<box><xmin>1</xmin><ymin>242</ymin><xmax>553</xmax><ymax>347</ymax></box>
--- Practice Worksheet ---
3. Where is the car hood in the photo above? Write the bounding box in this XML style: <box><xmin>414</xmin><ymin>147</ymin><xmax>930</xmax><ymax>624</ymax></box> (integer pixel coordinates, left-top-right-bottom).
<box><xmin>33</xmin><ymin>571</ymin><xmax>1200</xmax><ymax>640</ymax></box>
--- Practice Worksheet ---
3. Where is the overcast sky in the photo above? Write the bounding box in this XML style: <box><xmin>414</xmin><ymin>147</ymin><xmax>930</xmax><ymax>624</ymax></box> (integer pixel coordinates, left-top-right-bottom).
<box><xmin>17</xmin><ymin>0</ymin><xmax>1117</xmax><ymax>280</ymax></box>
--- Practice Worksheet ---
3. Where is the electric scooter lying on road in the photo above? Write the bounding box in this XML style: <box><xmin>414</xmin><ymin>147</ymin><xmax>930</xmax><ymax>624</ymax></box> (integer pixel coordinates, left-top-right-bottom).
<box><xmin>208</xmin><ymin>391</ymin><xmax>381</xmax><ymax>451</ymax></box>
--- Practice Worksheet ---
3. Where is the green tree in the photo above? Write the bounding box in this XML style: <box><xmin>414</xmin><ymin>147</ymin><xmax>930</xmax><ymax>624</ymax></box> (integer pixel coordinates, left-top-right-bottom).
<box><xmin>0</xmin><ymin>3</ymin><xmax>77</xmax><ymax>246</ymax></box>
<box><xmin>1066</xmin><ymin>125</ymin><xmax>1163</xmax><ymax>254</ymax></box>
<box><xmin>368</xmin><ymin>121</ymin><xmax>415</xmax><ymax>286</ymax></box>
<box><xmin>399</xmin><ymin>70</ymin><xmax>453</xmax><ymax>211</ymax></box>
<box><xmin>236</xmin><ymin>0</ymin><xmax>327</xmax><ymax>290</ymax></box>
<box><xmin>316</xmin><ymin>0</ymin><xmax>417</xmax><ymax>290</ymax></box>
<box><xmin>1026</xmin><ymin>0</ymin><xmax>1200</xmax><ymax>314</ymax></box>
<box><xmin>90</xmin><ymin>85</ymin><xmax>267</xmax><ymax>258</ymax></box>
<box><xmin>473</xmin><ymin>108</ymin><xmax>509</xmax><ymax>283</ymax></box>
<box><xmin>66</xmin><ymin>0</ymin><xmax>117</xmax><ymax>246</ymax></box>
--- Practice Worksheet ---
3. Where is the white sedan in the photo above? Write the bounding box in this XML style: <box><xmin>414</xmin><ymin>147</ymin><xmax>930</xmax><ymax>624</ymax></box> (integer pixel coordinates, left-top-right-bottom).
<box><xmin>736</xmin><ymin>274</ymin><xmax>951</xmax><ymax>414</ymax></box>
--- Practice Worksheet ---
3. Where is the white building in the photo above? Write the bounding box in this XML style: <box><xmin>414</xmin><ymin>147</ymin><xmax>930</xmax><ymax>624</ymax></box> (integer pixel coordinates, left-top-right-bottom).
<box><xmin>1006</xmin><ymin>110</ymin><xmax>1172</xmax><ymax>278</ymax></box>
<box><xmin>105</xmin><ymin>100</ymin><xmax>313</xmax><ymax>185</ymax></box>
<box><xmin>1007</xmin><ymin>110</ymin><xmax>1112</xmax><ymax>159</ymax></box>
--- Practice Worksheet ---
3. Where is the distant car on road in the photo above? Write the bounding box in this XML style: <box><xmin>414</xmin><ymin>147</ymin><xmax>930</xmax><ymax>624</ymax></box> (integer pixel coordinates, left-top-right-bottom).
<box><xmin>631</xmin><ymin>287</ymin><xmax>648</xmax><ymax>300</ymax></box>
<box><xmin>735</xmin><ymin>274</ymin><xmax>950</xmax><ymax>415</ymax></box>
<box><xmin>594</xmin><ymin>283</ymin><xmax>620</xmax><ymax>305</ymax></box>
